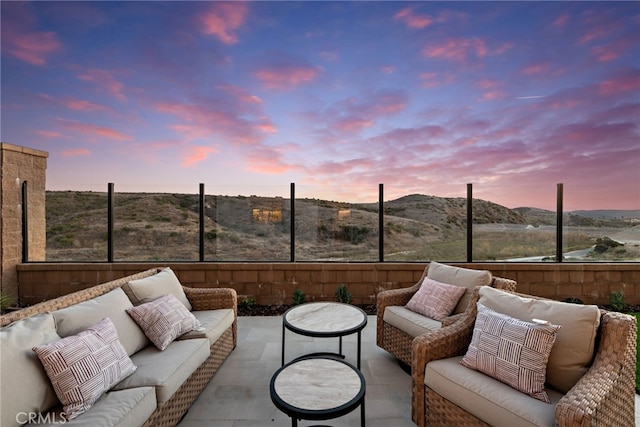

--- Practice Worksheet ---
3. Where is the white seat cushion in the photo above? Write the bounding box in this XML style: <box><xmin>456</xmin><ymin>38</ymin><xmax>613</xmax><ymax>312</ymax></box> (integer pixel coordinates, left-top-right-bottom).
<box><xmin>383</xmin><ymin>305</ymin><xmax>442</xmax><ymax>338</ymax></box>
<box><xmin>426</xmin><ymin>356</ymin><xmax>562</xmax><ymax>427</ymax></box>
<box><xmin>113</xmin><ymin>338</ymin><xmax>209</xmax><ymax>404</ymax></box>
<box><xmin>178</xmin><ymin>309</ymin><xmax>235</xmax><ymax>345</ymax></box>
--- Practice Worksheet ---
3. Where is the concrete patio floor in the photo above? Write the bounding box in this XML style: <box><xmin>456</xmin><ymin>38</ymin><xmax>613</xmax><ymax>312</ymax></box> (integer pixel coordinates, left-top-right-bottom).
<box><xmin>179</xmin><ymin>315</ymin><xmax>640</xmax><ymax>427</ymax></box>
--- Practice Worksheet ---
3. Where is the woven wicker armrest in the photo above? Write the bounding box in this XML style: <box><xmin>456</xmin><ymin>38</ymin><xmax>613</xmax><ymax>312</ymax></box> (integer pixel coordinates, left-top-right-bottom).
<box><xmin>491</xmin><ymin>276</ymin><xmax>517</xmax><ymax>292</ymax></box>
<box><xmin>183</xmin><ymin>286</ymin><xmax>238</xmax><ymax>312</ymax></box>
<box><xmin>410</xmin><ymin>288</ymin><xmax>480</xmax><ymax>425</ymax></box>
<box><xmin>440</xmin><ymin>312</ymin><xmax>465</xmax><ymax>327</ymax></box>
<box><xmin>555</xmin><ymin>310</ymin><xmax>637</xmax><ymax>427</ymax></box>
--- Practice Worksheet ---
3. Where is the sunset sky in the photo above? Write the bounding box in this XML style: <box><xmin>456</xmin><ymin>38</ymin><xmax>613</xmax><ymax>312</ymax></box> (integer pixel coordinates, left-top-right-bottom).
<box><xmin>1</xmin><ymin>1</ymin><xmax>639</xmax><ymax>210</ymax></box>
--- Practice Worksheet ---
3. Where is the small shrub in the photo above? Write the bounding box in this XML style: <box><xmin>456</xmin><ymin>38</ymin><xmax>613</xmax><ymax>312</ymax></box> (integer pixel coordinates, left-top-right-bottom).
<box><xmin>335</xmin><ymin>284</ymin><xmax>352</xmax><ymax>304</ymax></box>
<box><xmin>609</xmin><ymin>291</ymin><xmax>626</xmax><ymax>312</ymax></box>
<box><xmin>292</xmin><ymin>289</ymin><xmax>307</xmax><ymax>305</ymax></box>
<box><xmin>0</xmin><ymin>293</ymin><xmax>13</xmax><ymax>311</ymax></box>
<box><xmin>239</xmin><ymin>297</ymin><xmax>256</xmax><ymax>308</ymax></box>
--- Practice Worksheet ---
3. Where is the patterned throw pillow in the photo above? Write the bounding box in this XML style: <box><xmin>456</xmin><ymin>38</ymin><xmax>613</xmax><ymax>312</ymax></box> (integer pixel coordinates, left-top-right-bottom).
<box><xmin>32</xmin><ymin>317</ymin><xmax>137</xmax><ymax>420</ymax></box>
<box><xmin>126</xmin><ymin>293</ymin><xmax>201</xmax><ymax>350</ymax></box>
<box><xmin>460</xmin><ymin>303</ymin><xmax>561</xmax><ymax>403</ymax></box>
<box><xmin>405</xmin><ymin>277</ymin><xmax>466</xmax><ymax>321</ymax></box>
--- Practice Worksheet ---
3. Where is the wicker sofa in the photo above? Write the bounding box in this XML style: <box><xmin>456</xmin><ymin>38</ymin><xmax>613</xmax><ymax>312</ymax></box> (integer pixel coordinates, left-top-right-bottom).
<box><xmin>376</xmin><ymin>262</ymin><xmax>517</xmax><ymax>366</ymax></box>
<box><xmin>411</xmin><ymin>286</ymin><xmax>637</xmax><ymax>427</ymax></box>
<box><xmin>0</xmin><ymin>267</ymin><xmax>237</xmax><ymax>427</ymax></box>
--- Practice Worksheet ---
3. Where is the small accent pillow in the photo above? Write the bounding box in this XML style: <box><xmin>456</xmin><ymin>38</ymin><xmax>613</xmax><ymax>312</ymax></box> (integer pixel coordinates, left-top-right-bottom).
<box><xmin>460</xmin><ymin>303</ymin><xmax>561</xmax><ymax>403</ymax></box>
<box><xmin>405</xmin><ymin>277</ymin><xmax>466</xmax><ymax>321</ymax></box>
<box><xmin>32</xmin><ymin>317</ymin><xmax>137</xmax><ymax>420</ymax></box>
<box><xmin>126</xmin><ymin>293</ymin><xmax>201</xmax><ymax>350</ymax></box>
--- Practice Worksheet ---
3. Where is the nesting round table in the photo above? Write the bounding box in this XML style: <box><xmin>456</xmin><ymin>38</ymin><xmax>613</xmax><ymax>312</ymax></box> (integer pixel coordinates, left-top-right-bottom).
<box><xmin>281</xmin><ymin>302</ymin><xmax>368</xmax><ymax>369</ymax></box>
<box><xmin>270</xmin><ymin>356</ymin><xmax>366</xmax><ymax>427</ymax></box>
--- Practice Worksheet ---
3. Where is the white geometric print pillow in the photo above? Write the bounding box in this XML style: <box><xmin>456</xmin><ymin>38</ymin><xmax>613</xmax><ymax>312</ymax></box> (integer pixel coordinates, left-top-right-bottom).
<box><xmin>460</xmin><ymin>303</ymin><xmax>561</xmax><ymax>403</ymax></box>
<box><xmin>33</xmin><ymin>317</ymin><xmax>136</xmax><ymax>420</ymax></box>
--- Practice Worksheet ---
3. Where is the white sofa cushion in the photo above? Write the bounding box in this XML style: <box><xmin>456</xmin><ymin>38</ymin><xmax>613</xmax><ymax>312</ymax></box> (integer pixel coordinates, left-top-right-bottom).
<box><xmin>126</xmin><ymin>294</ymin><xmax>201</xmax><ymax>351</ymax></box>
<box><xmin>113</xmin><ymin>338</ymin><xmax>210</xmax><ymax>404</ymax></box>
<box><xmin>123</xmin><ymin>267</ymin><xmax>192</xmax><ymax>310</ymax></box>
<box><xmin>479</xmin><ymin>287</ymin><xmax>601</xmax><ymax>393</ymax></box>
<box><xmin>1</xmin><ymin>313</ymin><xmax>61</xmax><ymax>427</ymax></box>
<box><xmin>427</xmin><ymin>261</ymin><xmax>492</xmax><ymax>314</ymax></box>
<box><xmin>32</xmin><ymin>318</ymin><xmax>137</xmax><ymax>420</ymax></box>
<box><xmin>178</xmin><ymin>308</ymin><xmax>235</xmax><ymax>345</ymax></box>
<box><xmin>383</xmin><ymin>305</ymin><xmax>442</xmax><ymax>338</ymax></box>
<box><xmin>52</xmin><ymin>288</ymin><xmax>149</xmax><ymax>356</ymax></box>
<box><xmin>41</xmin><ymin>387</ymin><xmax>156</xmax><ymax>427</ymax></box>
<box><xmin>426</xmin><ymin>356</ymin><xmax>562</xmax><ymax>427</ymax></box>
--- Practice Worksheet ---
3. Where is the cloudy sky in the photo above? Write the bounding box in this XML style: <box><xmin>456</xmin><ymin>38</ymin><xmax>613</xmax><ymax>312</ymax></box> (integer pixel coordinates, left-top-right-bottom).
<box><xmin>1</xmin><ymin>1</ymin><xmax>639</xmax><ymax>210</ymax></box>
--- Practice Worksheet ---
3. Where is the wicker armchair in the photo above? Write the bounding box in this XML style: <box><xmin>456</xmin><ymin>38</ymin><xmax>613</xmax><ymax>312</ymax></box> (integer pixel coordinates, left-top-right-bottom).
<box><xmin>411</xmin><ymin>288</ymin><xmax>637</xmax><ymax>427</ymax></box>
<box><xmin>376</xmin><ymin>264</ymin><xmax>516</xmax><ymax>366</ymax></box>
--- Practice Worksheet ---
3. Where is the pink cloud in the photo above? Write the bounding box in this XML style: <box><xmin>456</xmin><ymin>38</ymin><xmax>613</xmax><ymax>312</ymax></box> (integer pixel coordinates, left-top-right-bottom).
<box><xmin>56</xmin><ymin>118</ymin><xmax>133</xmax><ymax>142</ymax></box>
<box><xmin>419</xmin><ymin>72</ymin><xmax>455</xmax><ymax>88</ymax></box>
<box><xmin>422</xmin><ymin>37</ymin><xmax>488</xmax><ymax>63</ymax></box>
<box><xmin>156</xmin><ymin>92</ymin><xmax>274</xmax><ymax>145</ymax></box>
<box><xmin>598</xmin><ymin>68</ymin><xmax>640</xmax><ymax>96</ymax></box>
<box><xmin>77</xmin><ymin>68</ymin><xmax>127</xmax><ymax>101</ymax></box>
<box><xmin>590</xmin><ymin>36</ymin><xmax>636</xmax><ymax>62</ymax></box>
<box><xmin>481</xmin><ymin>91</ymin><xmax>506</xmax><ymax>101</ymax></box>
<box><xmin>182</xmin><ymin>145</ymin><xmax>217</xmax><ymax>167</ymax></box>
<box><xmin>62</xmin><ymin>148</ymin><xmax>90</xmax><ymax>157</ymax></box>
<box><xmin>200</xmin><ymin>2</ymin><xmax>248</xmax><ymax>44</ymax></box>
<box><xmin>553</xmin><ymin>14</ymin><xmax>570</xmax><ymax>28</ymax></box>
<box><xmin>35</xmin><ymin>130</ymin><xmax>63</xmax><ymax>138</ymax></box>
<box><xmin>475</xmin><ymin>78</ymin><xmax>500</xmax><ymax>89</ymax></box>
<box><xmin>1</xmin><ymin>3</ymin><xmax>61</xmax><ymax>66</ymax></box>
<box><xmin>394</xmin><ymin>7</ymin><xmax>434</xmax><ymax>29</ymax></box>
<box><xmin>245</xmin><ymin>146</ymin><xmax>293</xmax><ymax>174</ymax></box>
<box><xmin>520</xmin><ymin>62</ymin><xmax>552</xmax><ymax>76</ymax></box>
<box><xmin>64</xmin><ymin>99</ymin><xmax>106</xmax><ymax>112</ymax></box>
<box><xmin>252</xmin><ymin>53</ymin><xmax>322</xmax><ymax>90</ymax></box>
<box><xmin>3</xmin><ymin>30</ymin><xmax>61</xmax><ymax>66</ymax></box>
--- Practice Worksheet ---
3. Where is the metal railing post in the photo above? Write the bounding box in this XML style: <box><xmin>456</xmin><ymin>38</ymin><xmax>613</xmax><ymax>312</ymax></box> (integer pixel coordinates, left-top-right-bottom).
<box><xmin>21</xmin><ymin>181</ymin><xmax>29</xmax><ymax>262</ymax></box>
<box><xmin>379</xmin><ymin>183</ymin><xmax>384</xmax><ymax>262</ymax></box>
<box><xmin>290</xmin><ymin>183</ymin><xmax>295</xmax><ymax>262</ymax></box>
<box><xmin>467</xmin><ymin>183</ymin><xmax>473</xmax><ymax>262</ymax></box>
<box><xmin>556</xmin><ymin>183</ymin><xmax>563</xmax><ymax>262</ymax></box>
<box><xmin>107</xmin><ymin>183</ymin><xmax>114</xmax><ymax>262</ymax></box>
<box><xmin>199</xmin><ymin>183</ymin><xmax>205</xmax><ymax>262</ymax></box>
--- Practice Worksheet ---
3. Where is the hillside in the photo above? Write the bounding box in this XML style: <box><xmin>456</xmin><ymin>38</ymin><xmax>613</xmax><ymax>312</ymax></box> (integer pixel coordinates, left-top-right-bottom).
<box><xmin>44</xmin><ymin>191</ymin><xmax>637</xmax><ymax>261</ymax></box>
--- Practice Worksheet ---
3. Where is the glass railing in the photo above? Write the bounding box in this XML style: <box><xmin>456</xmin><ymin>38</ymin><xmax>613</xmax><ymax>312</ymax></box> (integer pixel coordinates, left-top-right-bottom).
<box><xmin>40</xmin><ymin>182</ymin><xmax>638</xmax><ymax>263</ymax></box>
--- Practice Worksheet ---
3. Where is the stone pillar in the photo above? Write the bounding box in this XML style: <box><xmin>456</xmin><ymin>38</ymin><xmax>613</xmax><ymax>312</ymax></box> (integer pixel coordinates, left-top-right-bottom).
<box><xmin>1</xmin><ymin>143</ymin><xmax>48</xmax><ymax>304</ymax></box>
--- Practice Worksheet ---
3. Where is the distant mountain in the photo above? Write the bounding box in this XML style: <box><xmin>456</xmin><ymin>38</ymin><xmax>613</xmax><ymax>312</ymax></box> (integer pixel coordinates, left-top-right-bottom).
<box><xmin>570</xmin><ymin>210</ymin><xmax>640</xmax><ymax>220</ymax></box>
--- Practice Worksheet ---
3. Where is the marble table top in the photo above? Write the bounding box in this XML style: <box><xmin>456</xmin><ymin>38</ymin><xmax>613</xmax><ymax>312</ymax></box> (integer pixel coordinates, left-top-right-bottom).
<box><xmin>284</xmin><ymin>302</ymin><xmax>367</xmax><ymax>334</ymax></box>
<box><xmin>273</xmin><ymin>358</ymin><xmax>364</xmax><ymax>411</ymax></box>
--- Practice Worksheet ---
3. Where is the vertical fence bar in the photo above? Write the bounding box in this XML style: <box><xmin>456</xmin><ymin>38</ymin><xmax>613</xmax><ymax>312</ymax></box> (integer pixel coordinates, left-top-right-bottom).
<box><xmin>199</xmin><ymin>183</ymin><xmax>205</xmax><ymax>262</ymax></box>
<box><xmin>466</xmin><ymin>183</ymin><xmax>473</xmax><ymax>262</ymax></box>
<box><xmin>290</xmin><ymin>183</ymin><xmax>295</xmax><ymax>262</ymax></box>
<box><xmin>556</xmin><ymin>183</ymin><xmax>564</xmax><ymax>262</ymax></box>
<box><xmin>379</xmin><ymin>183</ymin><xmax>384</xmax><ymax>262</ymax></box>
<box><xmin>107</xmin><ymin>183</ymin><xmax>114</xmax><ymax>262</ymax></box>
<box><xmin>21</xmin><ymin>181</ymin><xmax>29</xmax><ymax>262</ymax></box>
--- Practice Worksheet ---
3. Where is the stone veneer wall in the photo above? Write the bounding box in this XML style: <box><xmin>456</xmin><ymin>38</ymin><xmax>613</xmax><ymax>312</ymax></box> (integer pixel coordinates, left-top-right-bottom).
<box><xmin>16</xmin><ymin>262</ymin><xmax>640</xmax><ymax>307</ymax></box>
<box><xmin>1</xmin><ymin>143</ymin><xmax>48</xmax><ymax>301</ymax></box>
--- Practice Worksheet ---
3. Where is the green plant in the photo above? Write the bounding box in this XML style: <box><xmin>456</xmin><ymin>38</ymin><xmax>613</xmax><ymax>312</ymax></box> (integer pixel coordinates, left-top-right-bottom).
<box><xmin>335</xmin><ymin>284</ymin><xmax>352</xmax><ymax>304</ymax></box>
<box><xmin>561</xmin><ymin>297</ymin><xmax>584</xmax><ymax>305</ymax></box>
<box><xmin>239</xmin><ymin>297</ymin><xmax>256</xmax><ymax>309</ymax></box>
<box><xmin>292</xmin><ymin>289</ymin><xmax>307</xmax><ymax>305</ymax></box>
<box><xmin>0</xmin><ymin>293</ymin><xmax>13</xmax><ymax>311</ymax></box>
<box><xmin>609</xmin><ymin>291</ymin><xmax>626</xmax><ymax>312</ymax></box>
